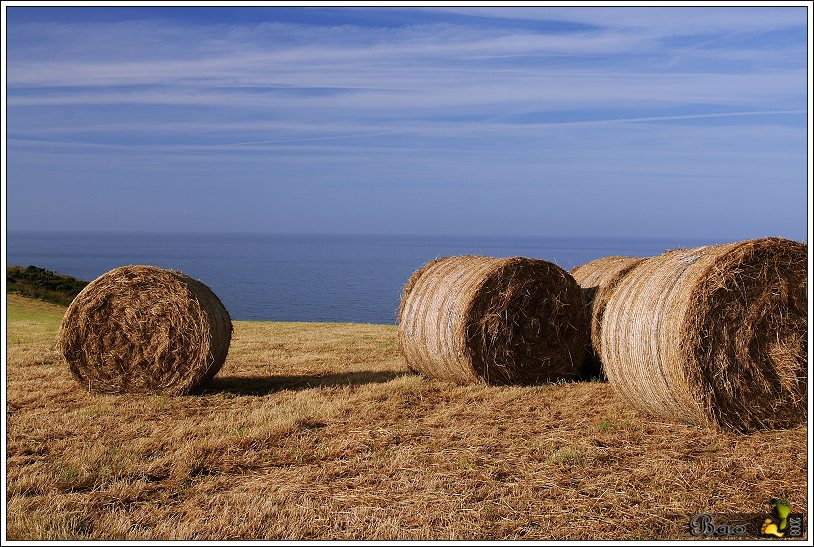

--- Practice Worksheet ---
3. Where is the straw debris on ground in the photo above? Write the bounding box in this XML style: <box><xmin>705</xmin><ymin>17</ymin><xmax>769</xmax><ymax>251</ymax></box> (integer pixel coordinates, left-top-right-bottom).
<box><xmin>5</xmin><ymin>294</ymin><xmax>807</xmax><ymax>540</ymax></box>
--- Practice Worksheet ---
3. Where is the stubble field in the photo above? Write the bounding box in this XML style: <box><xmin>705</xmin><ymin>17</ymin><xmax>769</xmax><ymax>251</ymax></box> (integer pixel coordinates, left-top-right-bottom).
<box><xmin>5</xmin><ymin>294</ymin><xmax>807</xmax><ymax>540</ymax></box>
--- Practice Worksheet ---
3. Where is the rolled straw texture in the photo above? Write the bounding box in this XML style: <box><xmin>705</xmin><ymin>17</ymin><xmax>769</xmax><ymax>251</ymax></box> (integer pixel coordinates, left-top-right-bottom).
<box><xmin>571</xmin><ymin>256</ymin><xmax>646</xmax><ymax>377</ymax></box>
<box><xmin>596</xmin><ymin>238</ymin><xmax>807</xmax><ymax>431</ymax></box>
<box><xmin>398</xmin><ymin>255</ymin><xmax>588</xmax><ymax>385</ymax></box>
<box><xmin>59</xmin><ymin>265</ymin><xmax>232</xmax><ymax>394</ymax></box>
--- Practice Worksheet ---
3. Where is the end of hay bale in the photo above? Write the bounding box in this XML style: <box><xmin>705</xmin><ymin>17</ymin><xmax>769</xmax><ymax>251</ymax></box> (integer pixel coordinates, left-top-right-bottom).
<box><xmin>59</xmin><ymin>265</ymin><xmax>232</xmax><ymax>395</ymax></box>
<box><xmin>685</xmin><ymin>237</ymin><xmax>807</xmax><ymax>431</ymax></box>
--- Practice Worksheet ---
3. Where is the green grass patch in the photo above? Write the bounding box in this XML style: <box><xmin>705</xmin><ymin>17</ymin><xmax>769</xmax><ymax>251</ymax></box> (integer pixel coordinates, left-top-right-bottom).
<box><xmin>6</xmin><ymin>294</ymin><xmax>66</xmax><ymax>334</ymax></box>
<box><xmin>550</xmin><ymin>447</ymin><xmax>587</xmax><ymax>468</ymax></box>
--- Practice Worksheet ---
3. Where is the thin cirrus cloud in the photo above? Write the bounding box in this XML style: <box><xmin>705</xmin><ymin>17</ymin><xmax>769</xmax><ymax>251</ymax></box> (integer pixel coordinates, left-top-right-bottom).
<box><xmin>5</xmin><ymin>6</ymin><xmax>808</xmax><ymax>238</ymax></box>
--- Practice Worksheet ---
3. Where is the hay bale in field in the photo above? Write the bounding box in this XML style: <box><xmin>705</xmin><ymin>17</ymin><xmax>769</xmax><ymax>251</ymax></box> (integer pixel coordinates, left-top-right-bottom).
<box><xmin>571</xmin><ymin>256</ymin><xmax>646</xmax><ymax>378</ymax></box>
<box><xmin>398</xmin><ymin>255</ymin><xmax>588</xmax><ymax>385</ymax></box>
<box><xmin>596</xmin><ymin>238</ymin><xmax>807</xmax><ymax>431</ymax></box>
<box><xmin>59</xmin><ymin>265</ymin><xmax>232</xmax><ymax>394</ymax></box>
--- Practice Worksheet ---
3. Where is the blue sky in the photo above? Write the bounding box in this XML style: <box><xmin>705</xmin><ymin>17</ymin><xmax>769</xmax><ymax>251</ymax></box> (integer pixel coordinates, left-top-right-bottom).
<box><xmin>5</xmin><ymin>5</ymin><xmax>809</xmax><ymax>239</ymax></box>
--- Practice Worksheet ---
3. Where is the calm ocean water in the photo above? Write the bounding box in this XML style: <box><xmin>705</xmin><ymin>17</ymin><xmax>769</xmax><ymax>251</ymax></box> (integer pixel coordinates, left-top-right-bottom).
<box><xmin>7</xmin><ymin>232</ymin><xmax>720</xmax><ymax>324</ymax></box>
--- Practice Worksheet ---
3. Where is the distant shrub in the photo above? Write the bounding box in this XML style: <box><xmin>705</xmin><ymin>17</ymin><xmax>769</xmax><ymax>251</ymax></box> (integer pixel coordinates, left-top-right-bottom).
<box><xmin>7</xmin><ymin>265</ymin><xmax>89</xmax><ymax>306</ymax></box>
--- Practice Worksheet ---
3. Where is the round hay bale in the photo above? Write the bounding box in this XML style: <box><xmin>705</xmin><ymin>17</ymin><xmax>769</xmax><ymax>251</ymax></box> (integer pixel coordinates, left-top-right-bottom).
<box><xmin>59</xmin><ymin>265</ymin><xmax>232</xmax><ymax>394</ymax></box>
<box><xmin>571</xmin><ymin>256</ymin><xmax>646</xmax><ymax>378</ymax></box>
<box><xmin>596</xmin><ymin>238</ymin><xmax>807</xmax><ymax>431</ymax></box>
<box><xmin>398</xmin><ymin>255</ymin><xmax>588</xmax><ymax>385</ymax></box>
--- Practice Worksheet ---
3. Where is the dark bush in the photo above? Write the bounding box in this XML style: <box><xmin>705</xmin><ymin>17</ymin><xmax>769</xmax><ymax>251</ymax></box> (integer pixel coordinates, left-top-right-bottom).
<box><xmin>7</xmin><ymin>265</ymin><xmax>89</xmax><ymax>306</ymax></box>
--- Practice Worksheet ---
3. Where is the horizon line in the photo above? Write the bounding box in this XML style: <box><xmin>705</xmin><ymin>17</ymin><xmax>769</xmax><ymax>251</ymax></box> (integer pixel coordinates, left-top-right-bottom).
<box><xmin>4</xmin><ymin>229</ymin><xmax>805</xmax><ymax>243</ymax></box>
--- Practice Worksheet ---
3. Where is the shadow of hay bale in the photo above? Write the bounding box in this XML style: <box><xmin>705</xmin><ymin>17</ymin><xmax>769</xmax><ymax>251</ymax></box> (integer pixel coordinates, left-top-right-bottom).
<box><xmin>571</xmin><ymin>256</ymin><xmax>647</xmax><ymax>381</ymax></box>
<box><xmin>202</xmin><ymin>370</ymin><xmax>407</xmax><ymax>395</ymax></box>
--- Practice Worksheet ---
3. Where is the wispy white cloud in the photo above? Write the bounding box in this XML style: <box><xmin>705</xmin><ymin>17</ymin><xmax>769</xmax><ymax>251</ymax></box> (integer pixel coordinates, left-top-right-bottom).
<box><xmin>8</xmin><ymin>27</ymin><xmax>652</xmax><ymax>88</ymax></box>
<box><xmin>8</xmin><ymin>68</ymin><xmax>805</xmax><ymax>113</ymax></box>
<box><xmin>435</xmin><ymin>7</ymin><xmax>805</xmax><ymax>36</ymax></box>
<box><xmin>8</xmin><ymin>13</ymin><xmax>804</xmax><ymax>128</ymax></box>
<box><xmin>9</xmin><ymin>113</ymin><xmax>804</xmax><ymax>154</ymax></box>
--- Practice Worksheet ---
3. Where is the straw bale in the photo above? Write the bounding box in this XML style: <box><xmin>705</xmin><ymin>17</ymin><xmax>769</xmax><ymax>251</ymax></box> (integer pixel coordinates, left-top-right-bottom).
<box><xmin>571</xmin><ymin>256</ymin><xmax>646</xmax><ymax>377</ymax></box>
<box><xmin>596</xmin><ymin>238</ymin><xmax>806</xmax><ymax>430</ymax></box>
<box><xmin>59</xmin><ymin>265</ymin><xmax>232</xmax><ymax>394</ymax></box>
<box><xmin>398</xmin><ymin>256</ymin><xmax>588</xmax><ymax>385</ymax></box>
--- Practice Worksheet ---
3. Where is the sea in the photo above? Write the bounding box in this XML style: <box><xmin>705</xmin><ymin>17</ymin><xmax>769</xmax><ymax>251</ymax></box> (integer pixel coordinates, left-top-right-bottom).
<box><xmin>7</xmin><ymin>232</ymin><xmax>722</xmax><ymax>324</ymax></box>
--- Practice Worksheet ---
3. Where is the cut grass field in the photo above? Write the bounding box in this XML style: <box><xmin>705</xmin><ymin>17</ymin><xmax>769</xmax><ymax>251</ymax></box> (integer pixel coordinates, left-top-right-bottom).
<box><xmin>5</xmin><ymin>293</ymin><xmax>808</xmax><ymax>540</ymax></box>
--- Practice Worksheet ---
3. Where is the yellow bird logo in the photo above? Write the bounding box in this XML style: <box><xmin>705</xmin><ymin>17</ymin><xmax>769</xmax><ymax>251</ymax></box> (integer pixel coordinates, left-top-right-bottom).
<box><xmin>760</xmin><ymin>498</ymin><xmax>792</xmax><ymax>537</ymax></box>
<box><xmin>760</xmin><ymin>518</ymin><xmax>783</xmax><ymax>537</ymax></box>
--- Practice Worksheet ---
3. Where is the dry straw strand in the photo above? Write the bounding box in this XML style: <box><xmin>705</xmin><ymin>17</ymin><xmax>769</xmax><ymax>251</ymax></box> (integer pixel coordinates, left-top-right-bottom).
<box><xmin>571</xmin><ymin>256</ymin><xmax>646</xmax><ymax>377</ymax></box>
<box><xmin>59</xmin><ymin>265</ymin><xmax>232</xmax><ymax>395</ymax></box>
<box><xmin>596</xmin><ymin>238</ymin><xmax>807</xmax><ymax>431</ymax></box>
<box><xmin>398</xmin><ymin>255</ymin><xmax>588</xmax><ymax>385</ymax></box>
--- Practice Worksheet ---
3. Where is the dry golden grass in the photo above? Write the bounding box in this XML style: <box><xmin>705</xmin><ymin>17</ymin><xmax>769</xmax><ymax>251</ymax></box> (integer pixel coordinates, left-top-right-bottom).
<box><xmin>5</xmin><ymin>294</ymin><xmax>807</xmax><ymax>540</ymax></box>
